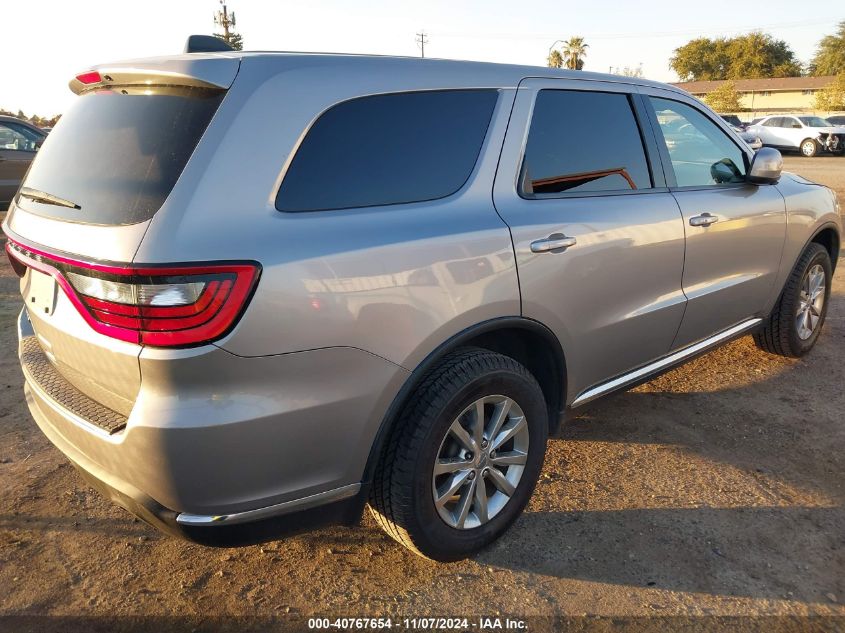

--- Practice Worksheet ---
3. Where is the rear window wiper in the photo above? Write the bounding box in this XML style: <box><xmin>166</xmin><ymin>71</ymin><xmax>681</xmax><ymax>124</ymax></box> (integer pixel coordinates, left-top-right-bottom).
<box><xmin>18</xmin><ymin>187</ymin><xmax>81</xmax><ymax>210</ymax></box>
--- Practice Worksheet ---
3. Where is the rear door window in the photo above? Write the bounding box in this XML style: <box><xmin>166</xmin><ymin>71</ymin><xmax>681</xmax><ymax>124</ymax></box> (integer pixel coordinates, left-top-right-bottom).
<box><xmin>275</xmin><ymin>90</ymin><xmax>498</xmax><ymax>212</ymax></box>
<box><xmin>20</xmin><ymin>87</ymin><xmax>224</xmax><ymax>225</ymax></box>
<box><xmin>519</xmin><ymin>90</ymin><xmax>652</xmax><ymax>196</ymax></box>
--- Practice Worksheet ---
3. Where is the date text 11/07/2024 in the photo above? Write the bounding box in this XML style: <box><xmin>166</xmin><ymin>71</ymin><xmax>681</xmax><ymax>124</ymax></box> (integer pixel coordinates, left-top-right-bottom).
<box><xmin>307</xmin><ymin>617</ymin><xmax>528</xmax><ymax>630</ymax></box>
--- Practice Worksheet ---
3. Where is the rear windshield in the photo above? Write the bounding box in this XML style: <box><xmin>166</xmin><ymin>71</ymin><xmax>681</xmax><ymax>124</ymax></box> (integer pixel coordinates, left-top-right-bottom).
<box><xmin>20</xmin><ymin>87</ymin><xmax>224</xmax><ymax>225</ymax></box>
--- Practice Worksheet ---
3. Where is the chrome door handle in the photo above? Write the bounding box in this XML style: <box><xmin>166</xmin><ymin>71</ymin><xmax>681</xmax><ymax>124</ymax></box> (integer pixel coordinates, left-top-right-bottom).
<box><xmin>530</xmin><ymin>234</ymin><xmax>577</xmax><ymax>253</ymax></box>
<box><xmin>689</xmin><ymin>213</ymin><xmax>719</xmax><ymax>227</ymax></box>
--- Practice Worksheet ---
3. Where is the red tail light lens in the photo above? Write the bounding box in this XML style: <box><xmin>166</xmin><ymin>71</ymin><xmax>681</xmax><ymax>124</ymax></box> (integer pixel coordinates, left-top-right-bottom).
<box><xmin>75</xmin><ymin>71</ymin><xmax>102</xmax><ymax>85</ymax></box>
<box><xmin>6</xmin><ymin>239</ymin><xmax>260</xmax><ymax>348</ymax></box>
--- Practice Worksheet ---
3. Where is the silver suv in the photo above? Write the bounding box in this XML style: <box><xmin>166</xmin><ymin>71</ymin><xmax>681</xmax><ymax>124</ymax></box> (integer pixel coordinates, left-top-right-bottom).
<box><xmin>4</xmin><ymin>44</ymin><xmax>841</xmax><ymax>561</ymax></box>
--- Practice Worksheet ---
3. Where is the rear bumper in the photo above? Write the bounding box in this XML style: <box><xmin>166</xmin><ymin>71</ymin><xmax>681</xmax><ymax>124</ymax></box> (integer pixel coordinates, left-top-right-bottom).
<box><xmin>26</xmin><ymin>379</ymin><xmax>364</xmax><ymax>546</ymax></box>
<box><xmin>69</xmin><ymin>456</ymin><xmax>365</xmax><ymax>547</ymax></box>
<box><xmin>18</xmin><ymin>308</ymin><xmax>407</xmax><ymax>543</ymax></box>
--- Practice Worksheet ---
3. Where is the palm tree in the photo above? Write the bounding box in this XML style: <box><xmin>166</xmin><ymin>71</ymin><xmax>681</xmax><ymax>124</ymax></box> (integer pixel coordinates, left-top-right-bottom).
<box><xmin>562</xmin><ymin>36</ymin><xmax>588</xmax><ymax>70</ymax></box>
<box><xmin>548</xmin><ymin>50</ymin><xmax>564</xmax><ymax>68</ymax></box>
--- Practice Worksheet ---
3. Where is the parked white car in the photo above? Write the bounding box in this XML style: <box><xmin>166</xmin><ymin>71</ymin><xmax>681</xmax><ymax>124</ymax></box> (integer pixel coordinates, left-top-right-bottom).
<box><xmin>746</xmin><ymin>115</ymin><xmax>845</xmax><ymax>157</ymax></box>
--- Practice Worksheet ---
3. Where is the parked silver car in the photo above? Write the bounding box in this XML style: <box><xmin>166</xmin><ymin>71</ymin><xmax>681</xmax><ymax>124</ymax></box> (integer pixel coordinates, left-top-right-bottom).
<box><xmin>4</xmin><ymin>41</ymin><xmax>841</xmax><ymax>561</ymax></box>
<box><xmin>746</xmin><ymin>114</ymin><xmax>845</xmax><ymax>157</ymax></box>
<box><xmin>731</xmin><ymin>124</ymin><xmax>762</xmax><ymax>150</ymax></box>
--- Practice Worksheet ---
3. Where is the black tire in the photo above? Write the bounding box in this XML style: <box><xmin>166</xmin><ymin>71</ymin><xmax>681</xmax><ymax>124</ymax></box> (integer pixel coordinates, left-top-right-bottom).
<box><xmin>369</xmin><ymin>347</ymin><xmax>548</xmax><ymax>561</ymax></box>
<box><xmin>800</xmin><ymin>138</ymin><xmax>820</xmax><ymax>157</ymax></box>
<box><xmin>754</xmin><ymin>243</ymin><xmax>832</xmax><ymax>357</ymax></box>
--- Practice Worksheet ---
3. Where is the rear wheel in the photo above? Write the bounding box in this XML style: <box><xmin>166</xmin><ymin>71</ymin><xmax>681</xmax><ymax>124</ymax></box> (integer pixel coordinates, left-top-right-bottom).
<box><xmin>800</xmin><ymin>138</ymin><xmax>820</xmax><ymax>157</ymax></box>
<box><xmin>369</xmin><ymin>348</ymin><xmax>548</xmax><ymax>561</ymax></box>
<box><xmin>754</xmin><ymin>243</ymin><xmax>832</xmax><ymax>357</ymax></box>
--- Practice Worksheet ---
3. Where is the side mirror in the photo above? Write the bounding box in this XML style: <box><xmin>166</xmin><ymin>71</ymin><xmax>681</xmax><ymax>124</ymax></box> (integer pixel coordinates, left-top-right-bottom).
<box><xmin>711</xmin><ymin>159</ymin><xmax>742</xmax><ymax>184</ymax></box>
<box><xmin>747</xmin><ymin>147</ymin><xmax>782</xmax><ymax>184</ymax></box>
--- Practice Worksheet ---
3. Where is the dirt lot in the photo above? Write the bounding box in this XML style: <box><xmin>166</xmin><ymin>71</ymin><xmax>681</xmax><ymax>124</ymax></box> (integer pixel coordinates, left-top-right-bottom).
<box><xmin>0</xmin><ymin>156</ymin><xmax>843</xmax><ymax>629</ymax></box>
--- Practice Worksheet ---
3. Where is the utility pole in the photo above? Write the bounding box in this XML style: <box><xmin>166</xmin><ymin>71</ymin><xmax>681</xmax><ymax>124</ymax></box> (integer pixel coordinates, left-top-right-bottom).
<box><xmin>214</xmin><ymin>1</ymin><xmax>236</xmax><ymax>42</ymax></box>
<box><xmin>416</xmin><ymin>31</ymin><xmax>429</xmax><ymax>58</ymax></box>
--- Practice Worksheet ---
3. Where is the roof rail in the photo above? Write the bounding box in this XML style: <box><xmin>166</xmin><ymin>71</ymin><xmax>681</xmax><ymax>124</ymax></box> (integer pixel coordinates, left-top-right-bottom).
<box><xmin>184</xmin><ymin>34</ymin><xmax>235</xmax><ymax>54</ymax></box>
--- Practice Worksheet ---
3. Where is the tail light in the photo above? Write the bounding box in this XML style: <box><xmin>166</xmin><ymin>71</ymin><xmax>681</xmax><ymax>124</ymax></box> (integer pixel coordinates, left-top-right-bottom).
<box><xmin>6</xmin><ymin>239</ymin><xmax>260</xmax><ymax>348</ymax></box>
<box><xmin>74</xmin><ymin>71</ymin><xmax>102</xmax><ymax>85</ymax></box>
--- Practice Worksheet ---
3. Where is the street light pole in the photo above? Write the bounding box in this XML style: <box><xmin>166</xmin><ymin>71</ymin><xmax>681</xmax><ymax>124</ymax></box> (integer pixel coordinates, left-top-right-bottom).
<box><xmin>547</xmin><ymin>39</ymin><xmax>565</xmax><ymax>65</ymax></box>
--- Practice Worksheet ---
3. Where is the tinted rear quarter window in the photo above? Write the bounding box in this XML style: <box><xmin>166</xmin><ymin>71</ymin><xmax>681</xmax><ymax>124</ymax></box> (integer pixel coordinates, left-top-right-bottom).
<box><xmin>276</xmin><ymin>90</ymin><xmax>498</xmax><ymax>212</ymax></box>
<box><xmin>520</xmin><ymin>90</ymin><xmax>652</xmax><ymax>196</ymax></box>
<box><xmin>20</xmin><ymin>87</ymin><xmax>224</xmax><ymax>225</ymax></box>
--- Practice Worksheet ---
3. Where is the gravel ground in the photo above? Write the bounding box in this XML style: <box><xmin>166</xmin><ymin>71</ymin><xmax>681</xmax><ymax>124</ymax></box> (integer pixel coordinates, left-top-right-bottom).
<box><xmin>0</xmin><ymin>156</ymin><xmax>843</xmax><ymax>630</ymax></box>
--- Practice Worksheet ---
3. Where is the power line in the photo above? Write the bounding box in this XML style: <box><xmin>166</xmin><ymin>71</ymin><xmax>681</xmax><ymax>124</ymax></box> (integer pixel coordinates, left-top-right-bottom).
<box><xmin>416</xmin><ymin>31</ymin><xmax>429</xmax><ymax>58</ymax></box>
<box><xmin>429</xmin><ymin>18</ymin><xmax>836</xmax><ymax>42</ymax></box>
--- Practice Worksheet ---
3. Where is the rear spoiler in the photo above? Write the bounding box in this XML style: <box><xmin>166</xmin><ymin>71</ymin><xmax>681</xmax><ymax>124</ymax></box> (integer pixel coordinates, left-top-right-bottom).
<box><xmin>184</xmin><ymin>34</ymin><xmax>235</xmax><ymax>54</ymax></box>
<box><xmin>69</xmin><ymin>53</ymin><xmax>240</xmax><ymax>95</ymax></box>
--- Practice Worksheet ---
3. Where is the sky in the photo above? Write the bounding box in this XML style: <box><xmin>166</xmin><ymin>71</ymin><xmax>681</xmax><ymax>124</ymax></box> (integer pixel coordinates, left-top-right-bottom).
<box><xmin>2</xmin><ymin>0</ymin><xmax>843</xmax><ymax>115</ymax></box>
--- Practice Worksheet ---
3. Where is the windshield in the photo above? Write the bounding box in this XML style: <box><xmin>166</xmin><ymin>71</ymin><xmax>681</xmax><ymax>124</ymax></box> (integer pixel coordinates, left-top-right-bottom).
<box><xmin>20</xmin><ymin>87</ymin><xmax>224</xmax><ymax>225</ymax></box>
<box><xmin>798</xmin><ymin>116</ymin><xmax>832</xmax><ymax>128</ymax></box>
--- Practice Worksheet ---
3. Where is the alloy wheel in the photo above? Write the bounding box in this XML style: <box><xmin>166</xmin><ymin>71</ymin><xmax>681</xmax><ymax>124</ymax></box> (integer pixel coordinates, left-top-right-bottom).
<box><xmin>796</xmin><ymin>263</ymin><xmax>826</xmax><ymax>340</ymax></box>
<box><xmin>432</xmin><ymin>395</ymin><xmax>529</xmax><ymax>529</ymax></box>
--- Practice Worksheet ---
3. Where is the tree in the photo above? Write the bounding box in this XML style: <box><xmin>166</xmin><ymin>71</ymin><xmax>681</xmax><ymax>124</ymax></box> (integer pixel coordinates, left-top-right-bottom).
<box><xmin>562</xmin><ymin>37</ymin><xmax>588</xmax><ymax>70</ymax></box>
<box><xmin>670</xmin><ymin>37</ymin><xmax>730</xmax><ymax>81</ymax></box>
<box><xmin>548</xmin><ymin>50</ymin><xmax>563</xmax><ymax>69</ymax></box>
<box><xmin>703</xmin><ymin>81</ymin><xmax>742</xmax><ymax>112</ymax></box>
<box><xmin>214</xmin><ymin>32</ymin><xmax>243</xmax><ymax>50</ymax></box>
<box><xmin>726</xmin><ymin>32</ymin><xmax>802</xmax><ymax>78</ymax></box>
<box><xmin>671</xmin><ymin>33</ymin><xmax>801</xmax><ymax>81</ymax></box>
<box><xmin>1</xmin><ymin>108</ymin><xmax>61</xmax><ymax>128</ymax></box>
<box><xmin>814</xmin><ymin>74</ymin><xmax>845</xmax><ymax>111</ymax></box>
<box><xmin>810</xmin><ymin>21</ymin><xmax>845</xmax><ymax>76</ymax></box>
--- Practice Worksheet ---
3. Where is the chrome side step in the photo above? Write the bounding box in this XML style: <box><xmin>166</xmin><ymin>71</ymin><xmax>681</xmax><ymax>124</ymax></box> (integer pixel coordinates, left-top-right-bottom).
<box><xmin>570</xmin><ymin>318</ymin><xmax>763</xmax><ymax>408</ymax></box>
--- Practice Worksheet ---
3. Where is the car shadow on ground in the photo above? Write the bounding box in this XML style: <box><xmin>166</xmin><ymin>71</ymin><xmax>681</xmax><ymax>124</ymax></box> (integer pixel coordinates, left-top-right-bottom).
<box><xmin>478</xmin><ymin>504</ymin><xmax>840</xmax><ymax>602</ymax></box>
<box><xmin>561</xmin><ymin>387</ymin><xmax>843</xmax><ymax>503</ymax></box>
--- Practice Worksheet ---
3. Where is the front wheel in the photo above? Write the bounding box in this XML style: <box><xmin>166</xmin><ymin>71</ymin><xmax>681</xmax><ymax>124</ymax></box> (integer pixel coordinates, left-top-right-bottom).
<box><xmin>369</xmin><ymin>348</ymin><xmax>548</xmax><ymax>561</ymax></box>
<box><xmin>754</xmin><ymin>243</ymin><xmax>832</xmax><ymax>357</ymax></box>
<box><xmin>800</xmin><ymin>138</ymin><xmax>820</xmax><ymax>157</ymax></box>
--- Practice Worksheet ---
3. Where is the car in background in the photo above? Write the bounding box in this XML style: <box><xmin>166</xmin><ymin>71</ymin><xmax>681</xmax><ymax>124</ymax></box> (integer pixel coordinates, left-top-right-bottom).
<box><xmin>746</xmin><ymin>114</ymin><xmax>845</xmax><ymax>157</ymax></box>
<box><xmin>0</xmin><ymin>115</ymin><xmax>47</xmax><ymax>208</ymax></box>
<box><xmin>658</xmin><ymin>116</ymin><xmax>759</xmax><ymax>154</ymax></box>
<box><xmin>731</xmin><ymin>125</ymin><xmax>762</xmax><ymax>150</ymax></box>
<box><xmin>719</xmin><ymin>114</ymin><xmax>745</xmax><ymax>129</ymax></box>
<box><xmin>825</xmin><ymin>115</ymin><xmax>845</xmax><ymax>126</ymax></box>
